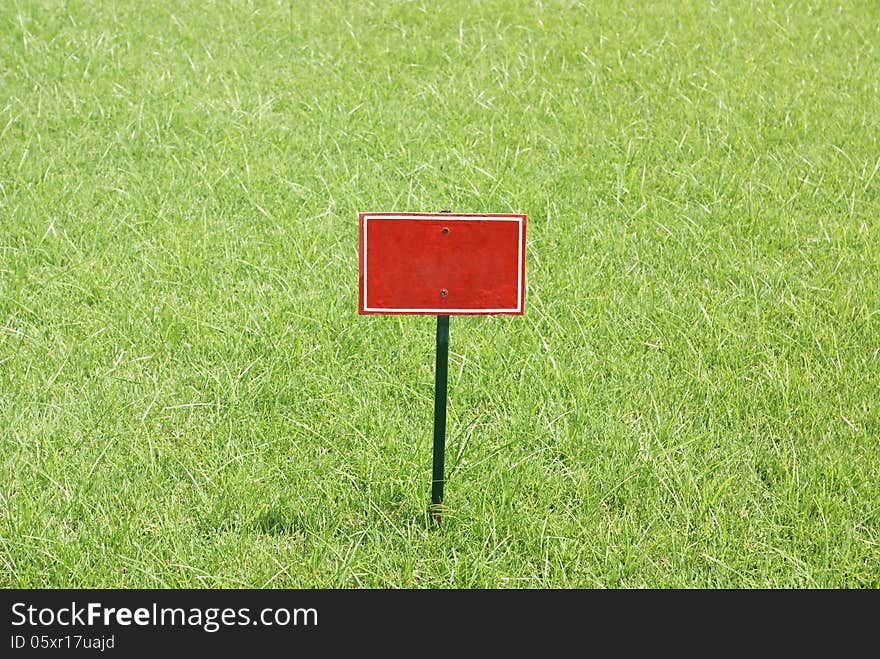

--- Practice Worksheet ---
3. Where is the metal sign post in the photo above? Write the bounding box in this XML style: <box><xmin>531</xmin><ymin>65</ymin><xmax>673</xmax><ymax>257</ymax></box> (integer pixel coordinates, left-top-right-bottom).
<box><xmin>430</xmin><ymin>314</ymin><xmax>449</xmax><ymax>521</ymax></box>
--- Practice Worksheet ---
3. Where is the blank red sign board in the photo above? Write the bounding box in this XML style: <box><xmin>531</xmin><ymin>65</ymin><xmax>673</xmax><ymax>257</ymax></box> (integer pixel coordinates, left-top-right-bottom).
<box><xmin>359</xmin><ymin>212</ymin><xmax>526</xmax><ymax>315</ymax></box>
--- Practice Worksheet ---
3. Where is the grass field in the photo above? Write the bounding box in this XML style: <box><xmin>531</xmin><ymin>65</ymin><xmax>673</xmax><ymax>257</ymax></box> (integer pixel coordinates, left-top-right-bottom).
<box><xmin>1</xmin><ymin>0</ymin><xmax>878</xmax><ymax>588</ymax></box>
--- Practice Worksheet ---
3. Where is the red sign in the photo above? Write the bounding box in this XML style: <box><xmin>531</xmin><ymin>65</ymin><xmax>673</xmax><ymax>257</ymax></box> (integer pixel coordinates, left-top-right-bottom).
<box><xmin>359</xmin><ymin>213</ymin><xmax>526</xmax><ymax>315</ymax></box>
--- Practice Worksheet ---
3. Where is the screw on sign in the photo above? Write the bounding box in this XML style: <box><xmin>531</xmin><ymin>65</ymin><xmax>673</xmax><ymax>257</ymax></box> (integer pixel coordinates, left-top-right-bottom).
<box><xmin>358</xmin><ymin>211</ymin><xmax>527</xmax><ymax>524</ymax></box>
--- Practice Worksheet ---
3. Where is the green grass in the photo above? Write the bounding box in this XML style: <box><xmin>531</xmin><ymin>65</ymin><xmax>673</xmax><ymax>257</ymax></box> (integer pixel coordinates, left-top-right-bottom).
<box><xmin>1</xmin><ymin>0</ymin><xmax>878</xmax><ymax>588</ymax></box>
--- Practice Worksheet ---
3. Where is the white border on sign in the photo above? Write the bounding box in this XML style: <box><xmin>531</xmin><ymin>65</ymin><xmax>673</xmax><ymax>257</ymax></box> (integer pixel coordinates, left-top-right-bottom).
<box><xmin>363</xmin><ymin>214</ymin><xmax>524</xmax><ymax>313</ymax></box>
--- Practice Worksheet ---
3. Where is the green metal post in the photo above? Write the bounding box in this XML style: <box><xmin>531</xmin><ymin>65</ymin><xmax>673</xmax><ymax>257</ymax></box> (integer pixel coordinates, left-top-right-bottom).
<box><xmin>431</xmin><ymin>314</ymin><xmax>450</xmax><ymax>521</ymax></box>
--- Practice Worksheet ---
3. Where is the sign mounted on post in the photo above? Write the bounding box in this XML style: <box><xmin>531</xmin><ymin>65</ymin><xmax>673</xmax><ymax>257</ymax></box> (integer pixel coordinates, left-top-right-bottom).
<box><xmin>357</xmin><ymin>211</ymin><xmax>527</xmax><ymax>524</ymax></box>
<box><xmin>358</xmin><ymin>212</ymin><xmax>526</xmax><ymax>315</ymax></box>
